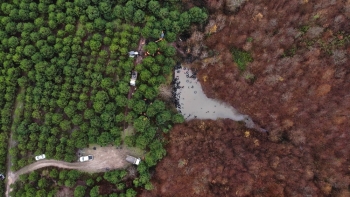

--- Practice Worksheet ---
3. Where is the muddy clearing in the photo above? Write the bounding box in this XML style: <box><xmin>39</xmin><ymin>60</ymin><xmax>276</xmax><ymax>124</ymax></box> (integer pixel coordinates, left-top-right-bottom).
<box><xmin>77</xmin><ymin>144</ymin><xmax>137</xmax><ymax>172</ymax></box>
<box><xmin>6</xmin><ymin>145</ymin><xmax>143</xmax><ymax>197</ymax></box>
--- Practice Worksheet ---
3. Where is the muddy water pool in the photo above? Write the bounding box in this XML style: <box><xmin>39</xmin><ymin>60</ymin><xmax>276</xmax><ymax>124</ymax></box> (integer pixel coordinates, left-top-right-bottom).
<box><xmin>174</xmin><ymin>66</ymin><xmax>255</xmax><ymax>128</ymax></box>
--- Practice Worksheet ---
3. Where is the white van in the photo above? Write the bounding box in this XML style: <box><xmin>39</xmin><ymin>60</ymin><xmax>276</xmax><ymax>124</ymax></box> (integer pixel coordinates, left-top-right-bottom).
<box><xmin>126</xmin><ymin>155</ymin><xmax>141</xmax><ymax>165</ymax></box>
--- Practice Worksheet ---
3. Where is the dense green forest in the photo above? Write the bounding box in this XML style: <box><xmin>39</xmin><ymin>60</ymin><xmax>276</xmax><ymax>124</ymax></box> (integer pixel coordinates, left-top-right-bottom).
<box><xmin>0</xmin><ymin>0</ymin><xmax>207</xmax><ymax>196</ymax></box>
<box><xmin>11</xmin><ymin>167</ymin><xmax>139</xmax><ymax>197</ymax></box>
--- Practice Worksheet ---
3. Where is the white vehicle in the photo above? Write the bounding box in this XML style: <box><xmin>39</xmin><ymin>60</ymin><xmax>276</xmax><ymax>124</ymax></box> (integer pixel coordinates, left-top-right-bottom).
<box><xmin>126</xmin><ymin>155</ymin><xmax>141</xmax><ymax>165</ymax></box>
<box><xmin>35</xmin><ymin>154</ymin><xmax>46</xmax><ymax>161</ymax></box>
<box><xmin>130</xmin><ymin>71</ymin><xmax>138</xmax><ymax>86</ymax></box>
<box><xmin>128</xmin><ymin>51</ymin><xmax>139</xmax><ymax>58</ymax></box>
<box><xmin>79</xmin><ymin>155</ymin><xmax>93</xmax><ymax>162</ymax></box>
<box><xmin>0</xmin><ymin>173</ymin><xmax>5</xmax><ymax>180</ymax></box>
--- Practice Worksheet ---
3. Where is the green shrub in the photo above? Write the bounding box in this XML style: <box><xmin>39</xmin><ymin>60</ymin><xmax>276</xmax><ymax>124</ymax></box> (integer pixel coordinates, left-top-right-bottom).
<box><xmin>231</xmin><ymin>48</ymin><xmax>253</xmax><ymax>71</ymax></box>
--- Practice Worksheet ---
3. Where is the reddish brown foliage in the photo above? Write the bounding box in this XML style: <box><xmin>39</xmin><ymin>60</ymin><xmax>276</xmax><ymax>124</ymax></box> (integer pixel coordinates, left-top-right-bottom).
<box><xmin>141</xmin><ymin>0</ymin><xmax>350</xmax><ymax>196</ymax></box>
<box><xmin>140</xmin><ymin>120</ymin><xmax>330</xmax><ymax>197</ymax></box>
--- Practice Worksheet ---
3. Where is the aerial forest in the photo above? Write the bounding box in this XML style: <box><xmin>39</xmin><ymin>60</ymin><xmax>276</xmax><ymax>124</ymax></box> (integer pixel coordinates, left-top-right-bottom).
<box><xmin>0</xmin><ymin>0</ymin><xmax>207</xmax><ymax>196</ymax></box>
<box><xmin>139</xmin><ymin>0</ymin><xmax>350</xmax><ymax>196</ymax></box>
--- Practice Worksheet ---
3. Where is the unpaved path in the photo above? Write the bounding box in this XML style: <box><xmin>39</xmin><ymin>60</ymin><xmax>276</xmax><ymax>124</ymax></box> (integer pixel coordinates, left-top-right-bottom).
<box><xmin>135</xmin><ymin>37</ymin><xmax>146</xmax><ymax>65</ymax></box>
<box><xmin>124</xmin><ymin>37</ymin><xmax>146</xmax><ymax>130</ymax></box>
<box><xmin>6</xmin><ymin>145</ymin><xmax>142</xmax><ymax>197</ymax></box>
<box><xmin>6</xmin><ymin>88</ymin><xmax>24</xmax><ymax>197</ymax></box>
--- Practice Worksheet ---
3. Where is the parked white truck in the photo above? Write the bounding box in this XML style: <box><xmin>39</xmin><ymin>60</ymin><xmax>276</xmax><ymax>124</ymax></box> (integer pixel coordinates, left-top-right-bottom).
<box><xmin>79</xmin><ymin>155</ymin><xmax>93</xmax><ymax>162</ymax></box>
<box><xmin>130</xmin><ymin>71</ymin><xmax>138</xmax><ymax>86</ymax></box>
<box><xmin>126</xmin><ymin>155</ymin><xmax>141</xmax><ymax>165</ymax></box>
<box><xmin>35</xmin><ymin>154</ymin><xmax>46</xmax><ymax>161</ymax></box>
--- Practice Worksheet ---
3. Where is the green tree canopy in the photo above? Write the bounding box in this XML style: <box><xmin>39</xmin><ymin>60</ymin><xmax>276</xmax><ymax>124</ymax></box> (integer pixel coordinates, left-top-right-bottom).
<box><xmin>172</xmin><ymin>113</ymin><xmax>185</xmax><ymax>124</ymax></box>
<box><xmin>74</xmin><ymin>186</ymin><xmax>86</xmax><ymax>197</ymax></box>
<box><xmin>133</xmin><ymin>9</ymin><xmax>145</xmax><ymax>24</ymax></box>
<box><xmin>133</xmin><ymin>116</ymin><xmax>150</xmax><ymax>133</ymax></box>
<box><xmin>86</xmin><ymin>6</ymin><xmax>100</xmax><ymax>20</ymax></box>
<box><xmin>189</xmin><ymin>7</ymin><xmax>208</xmax><ymax>23</ymax></box>
<box><xmin>97</xmin><ymin>132</ymin><xmax>113</xmax><ymax>146</ymax></box>
<box><xmin>90</xmin><ymin>186</ymin><xmax>99</xmax><ymax>197</ymax></box>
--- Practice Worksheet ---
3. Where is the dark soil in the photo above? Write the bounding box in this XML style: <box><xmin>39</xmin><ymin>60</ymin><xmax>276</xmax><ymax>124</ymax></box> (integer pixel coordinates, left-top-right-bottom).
<box><xmin>98</xmin><ymin>180</ymin><xmax>115</xmax><ymax>195</ymax></box>
<box><xmin>141</xmin><ymin>0</ymin><xmax>350</xmax><ymax>196</ymax></box>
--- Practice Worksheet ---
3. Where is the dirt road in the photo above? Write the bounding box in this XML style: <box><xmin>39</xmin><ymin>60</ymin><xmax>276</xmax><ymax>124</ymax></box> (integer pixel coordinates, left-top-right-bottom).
<box><xmin>124</xmin><ymin>37</ymin><xmax>146</xmax><ymax>130</ymax></box>
<box><xmin>6</xmin><ymin>145</ymin><xmax>142</xmax><ymax>197</ymax></box>
<box><xmin>6</xmin><ymin>89</ymin><xmax>24</xmax><ymax>197</ymax></box>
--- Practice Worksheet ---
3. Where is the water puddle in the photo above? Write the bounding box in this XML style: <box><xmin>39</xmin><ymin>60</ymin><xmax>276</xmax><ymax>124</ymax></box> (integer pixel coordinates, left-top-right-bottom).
<box><xmin>173</xmin><ymin>65</ymin><xmax>255</xmax><ymax>128</ymax></box>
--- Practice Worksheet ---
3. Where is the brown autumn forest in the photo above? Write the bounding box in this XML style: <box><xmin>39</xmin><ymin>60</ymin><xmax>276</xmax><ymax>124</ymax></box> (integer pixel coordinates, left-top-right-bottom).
<box><xmin>141</xmin><ymin>0</ymin><xmax>350</xmax><ymax>196</ymax></box>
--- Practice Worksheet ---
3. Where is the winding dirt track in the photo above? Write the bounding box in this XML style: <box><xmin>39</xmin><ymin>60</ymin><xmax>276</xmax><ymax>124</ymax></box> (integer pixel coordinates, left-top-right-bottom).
<box><xmin>5</xmin><ymin>146</ymin><xmax>138</xmax><ymax>197</ymax></box>
<box><xmin>7</xmin><ymin>159</ymin><xmax>110</xmax><ymax>190</ymax></box>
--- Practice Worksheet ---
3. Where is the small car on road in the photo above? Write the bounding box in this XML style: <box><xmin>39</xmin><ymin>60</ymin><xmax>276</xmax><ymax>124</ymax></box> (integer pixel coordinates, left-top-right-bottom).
<box><xmin>79</xmin><ymin>155</ymin><xmax>93</xmax><ymax>162</ymax></box>
<box><xmin>35</xmin><ymin>154</ymin><xmax>46</xmax><ymax>161</ymax></box>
